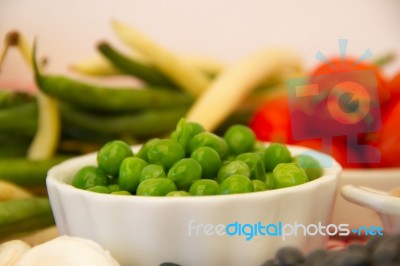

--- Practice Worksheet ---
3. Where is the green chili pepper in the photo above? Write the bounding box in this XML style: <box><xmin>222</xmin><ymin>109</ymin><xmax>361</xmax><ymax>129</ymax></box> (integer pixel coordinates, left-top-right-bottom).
<box><xmin>0</xmin><ymin>156</ymin><xmax>69</xmax><ymax>187</ymax></box>
<box><xmin>32</xmin><ymin>45</ymin><xmax>193</xmax><ymax>113</ymax></box>
<box><xmin>60</xmin><ymin>103</ymin><xmax>189</xmax><ymax>139</ymax></box>
<box><xmin>0</xmin><ymin>101</ymin><xmax>38</xmax><ymax>137</ymax></box>
<box><xmin>0</xmin><ymin>135</ymin><xmax>32</xmax><ymax>158</ymax></box>
<box><xmin>0</xmin><ymin>197</ymin><xmax>55</xmax><ymax>238</ymax></box>
<box><xmin>97</xmin><ymin>42</ymin><xmax>177</xmax><ymax>88</ymax></box>
<box><xmin>0</xmin><ymin>90</ymin><xmax>35</xmax><ymax>108</ymax></box>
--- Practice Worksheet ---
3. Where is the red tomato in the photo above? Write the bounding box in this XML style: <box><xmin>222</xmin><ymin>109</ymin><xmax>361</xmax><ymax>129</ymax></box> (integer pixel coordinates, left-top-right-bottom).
<box><xmin>309</xmin><ymin>57</ymin><xmax>389</xmax><ymax>104</ymax></box>
<box><xmin>382</xmin><ymin>71</ymin><xmax>400</xmax><ymax>113</ymax></box>
<box><xmin>366</xmin><ymin>100</ymin><xmax>400</xmax><ymax>167</ymax></box>
<box><xmin>249</xmin><ymin>96</ymin><xmax>295</xmax><ymax>144</ymax></box>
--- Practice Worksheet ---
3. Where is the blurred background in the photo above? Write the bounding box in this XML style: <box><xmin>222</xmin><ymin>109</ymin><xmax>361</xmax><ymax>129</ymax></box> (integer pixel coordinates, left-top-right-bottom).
<box><xmin>0</xmin><ymin>0</ymin><xmax>400</xmax><ymax>248</ymax></box>
<box><xmin>1</xmin><ymin>0</ymin><xmax>400</xmax><ymax>87</ymax></box>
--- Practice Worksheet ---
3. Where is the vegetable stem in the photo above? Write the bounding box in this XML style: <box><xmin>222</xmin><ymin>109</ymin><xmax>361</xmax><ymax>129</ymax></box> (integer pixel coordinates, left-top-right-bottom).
<box><xmin>111</xmin><ymin>20</ymin><xmax>210</xmax><ymax>96</ymax></box>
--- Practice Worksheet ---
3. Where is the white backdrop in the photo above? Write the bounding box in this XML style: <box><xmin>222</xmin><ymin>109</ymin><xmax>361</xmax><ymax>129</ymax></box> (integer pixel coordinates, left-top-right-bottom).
<box><xmin>1</xmin><ymin>0</ymin><xmax>399</xmax><ymax>87</ymax></box>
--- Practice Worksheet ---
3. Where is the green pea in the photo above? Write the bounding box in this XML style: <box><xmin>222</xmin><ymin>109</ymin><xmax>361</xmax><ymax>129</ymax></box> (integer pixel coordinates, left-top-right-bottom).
<box><xmin>254</xmin><ymin>141</ymin><xmax>266</xmax><ymax>152</ymax></box>
<box><xmin>236</xmin><ymin>152</ymin><xmax>265</xmax><ymax>180</ymax></box>
<box><xmin>263</xmin><ymin>143</ymin><xmax>292</xmax><ymax>171</ymax></box>
<box><xmin>217</xmin><ymin>174</ymin><xmax>254</xmax><ymax>195</ymax></box>
<box><xmin>147</xmin><ymin>139</ymin><xmax>185</xmax><ymax>170</ymax></box>
<box><xmin>221</xmin><ymin>157</ymin><xmax>235</xmax><ymax>167</ymax></box>
<box><xmin>190</xmin><ymin>147</ymin><xmax>221</xmax><ymax>179</ymax></box>
<box><xmin>97</xmin><ymin>140</ymin><xmax>133</xmax><ymax>176</ymax></box>
<box><xmin>189</xmin><ymin>179</ymin><xmax>219</xmax><ymax>196</ymax></box>
<box><xmin>166</xmin><ymin>191</ymin><xmax>191</xmax><ymax>197</ymax></box>
<box><xmin>272</xmin><ymin>163</ymin><xmax>308</xmax><ymax>189</ymax></box>
<box><xmin>87</xmin><ymin>185</ymin><xmax>111</xmax><ymax>194</ymax></box>
<box><xmin>111</xmin><ymin>191</ymin><xmax>131</xmax><ymax>195</ymax></box>
<box><xmin>136</xmin><ymin>178</ymin><xmax>177</xmax><ymax>196</ymax></box>
<box><xmin>265</xmin><ymin>172</ymin><xmax>275</xmax><ymax>190</ymax></box>
<box><xmin>108</xmin><ymin>184</ymin><xmax>120</xmax><ymax>192</ymax></box>
<box><xmin>72</xmin><ymin>166</ymin><xmax>109</xmax><ymax>190</ymax></box>
<box><xmin>252</xmin><ymin>180</ymin><xmax>267</xmax><ymax>192</ymax></box>
<box><xmin>118</xmin><ymin>157</ymin><xmax>148</xmax><ymax>193</ymax></box>
<box><xmin>223</xmin><ymin>124</ymin><xmax>256</xmax><ymax>155</ymax></box>
<box><xmin>217</xmin><ymin>160</ymin><xmax>251</xmax><ymax>183</ymax></box>
<box><xmin>135</xmin><ymin>138</ymin><xmax>160</xmax><ymax>161</ymax></box>
<box><xmin>189</xmin><ymin>132</ymin><xmax>228</xmax><ymax>159</ymax></box>
<box><xmin>139</xmin><ymin>164</ymin><xmax>166</xmax><ymax>183</ymax></box>
<box><xmin>167</xmin><ymin>158</ymin><xmax>202</xmax><ymax>190</ymax></box>
<box><xmin>171</xmin><ymin>118</ymin><xmax>205</xmax><ymax>155</ymax></box>
<box><xmin>294</xmin><ymin>154</ymin><xmax>323</xmax><ymax>181</ymax></box>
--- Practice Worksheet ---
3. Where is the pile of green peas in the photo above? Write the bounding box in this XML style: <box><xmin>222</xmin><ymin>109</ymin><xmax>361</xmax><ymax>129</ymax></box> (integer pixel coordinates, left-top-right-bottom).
<box><xmin>71</xmin><ymin>118</ymin><xmax>323</xmax><ymax>196</ymax></box>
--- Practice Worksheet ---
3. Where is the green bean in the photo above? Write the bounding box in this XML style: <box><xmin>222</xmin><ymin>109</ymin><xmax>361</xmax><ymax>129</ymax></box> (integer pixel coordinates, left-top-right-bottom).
<box><xmin>60</xmin><ymin>103</ymin><xmax>189</xmax><ymax>139</ymax></box>
<box><xmin>0</xmin><ymin>197</ymin><xmax>54</xmax><ymax>238</ymax></box>
<box><xmin>0</xmin><ymin>102</ymin><xmax>37</xmax><ymax>137</ymax></box>
<box><xmin>61</xmin><ymin>126</ymin><xmax>127</xmax><ymax>145</ymax></box>
<box><xmin>0</xmin><ymin>156</ymin><xmax>68</xmax><ymax>187</ymax></box>
<box><xmin>33</xmin><ymin>46</ymin><xmax>193</xmax><ymax>112</ymax></box>
<box><xmin>0</xmin><ymin>135</ymin><xmax>32</xmax><ymax>158</ymax></box>
<box><xmin>0</xmin><ymin>90</ymin><xmax>35</xmax><ymax>108</ymax></box>
<box><xmin>97</xmin><ymin>42</ymin><xmax>177</xmax><ymax>88</ymax></box>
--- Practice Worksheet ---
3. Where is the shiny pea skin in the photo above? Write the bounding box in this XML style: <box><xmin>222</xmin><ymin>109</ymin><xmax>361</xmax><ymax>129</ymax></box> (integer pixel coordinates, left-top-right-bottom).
<box><xmin>111</xmin><ymin>191</ymin><xmax>131</xmax><ymax>195</ymax></box>
<box><xmin>294</xmin><ymin>154</ymin><xmax>323</xmax><ymax>181</ymax></box>
<box><xmin>223</xmin><ymin>124</ymin><xmax>256</xmax><ymax>155</ymax></box>
<box><xmin>171</xmin><ymin>118</ymin><xmax>205</xmax><ymax>155</ymax></box>
<box><xmin>87</xmin><ymin>185</ymin><xmax>111</xmax><ymax>194</ymax></box>
<box><xmin>190</xmin><ymin>147</ymin><xmax>221</xmax><ymax>179</ymax></box>
<box><xmin>252</xmin><ymin>180</ymin><xmax>268</xmax><ymax>192</ymax></box>
<box><xmin>135</xmin><ymin>138</ymin><xmax>160</xmax><ymax>161</ymax></box>
<box><xmin>236</xmin><ymin>152</ymin><xmax>265</xmax><ymax>180</ymax></box>
<box><xmin>189</xmin><ymin>179</ymin><xmax>219</xmax><ymax>196</ymax></box>
<box><xmin>136</xmin><ymin>178</ymin><xmax>177</xmax><ymax>196</ymax></box>
<box><xmin>273</xmin><ymin>163</ymin><xmax>308</xmax><ymax>189</ymax></box>
<box><xmin>72</xmin><ymin>165</ymin><xmax>109</xmax><ymax>190</ymax></box>
<box><xmin>189</xmin><ymin>132</ymin><xmax>228</xmax><ymax>159</ymax></box>
<box><xmin>265</xmin><ymin>172</ymin><xmax>275</xmax><ymax>190</ymax></box>
<box><xmin>166</xmin><ymin>191</ymin><xmax>191</xmax><ymax>197</ymax></box>
<box><xmin>108</xmin><ymin>184</ymin><xmax>120</xmax><ymax>192</ymax></box>
<box><xmin>147</xmin><ymin>139</ymin><xmax>185</xmax><ymax>170</ymax></box>
<box><xmin>254</xmin><ymin>141</ymin><xmax>266</xmax><ymax>152</ymax></box>
<box><xmin>97</xmin><ymin>140</ymin><xmax>133</xmax><ymax>176</ymax></box>
<box><xmin>217</xmin><ymin>160</ymin><xmax>251</xmax><ymax>183</ymax></box>
<box><xmin>167</xmin><ymin>158</ymin><xmax>202</xmax><ymax>190</ymax></box>
<box><xmin>139</xmin><ymin>164</ymin><xmax>166</xmax><ymax>183</ymax></box>
<box><xmin>118</xmin><ymin>157</ymin><xmax>148</xmax><ymax>193</ymax></box>
<box><xmin>217</xmin><ymin>174</ymin><xmax>254</xmax><ymax>195</ymax></box>
<box><xmin>263</xmin><ymin>143</ymin><xmax>292</xmax><ymax>171</ymax></box>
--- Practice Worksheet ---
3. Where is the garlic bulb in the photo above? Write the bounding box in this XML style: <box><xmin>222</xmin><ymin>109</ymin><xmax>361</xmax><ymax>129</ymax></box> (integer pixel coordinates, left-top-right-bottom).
<box><xmin>0</xmin><ymin>240</ymin><xmax>31</xmax><ymax>266</ymax></box>
<box><xmin>15</xmin><ymin>236</ymin><xmax>120</xmax><ymax>266</ymax></box>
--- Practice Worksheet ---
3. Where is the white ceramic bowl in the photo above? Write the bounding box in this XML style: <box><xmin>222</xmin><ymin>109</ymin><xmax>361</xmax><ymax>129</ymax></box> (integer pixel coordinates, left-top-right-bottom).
<box><xmin>46</xmin><ymin>145</ymin><xmax>341</xmax><ymax>266</ymax></box>
<box><xmin>331</xmin><ymin>168</ymin><xmax>400</xmax><ymax>230</ymax></box>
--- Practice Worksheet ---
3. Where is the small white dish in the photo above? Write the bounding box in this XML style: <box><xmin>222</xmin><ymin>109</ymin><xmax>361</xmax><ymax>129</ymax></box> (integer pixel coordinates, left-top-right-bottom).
<box><xmin>332</xmin><ymin>168</ymin><xmax>400</xmax><ymax>230</ymax></box>
<box><xmin>341</xmin><ymin>185</ymin><xmax>400</xmax><ymax>234</ymax></box>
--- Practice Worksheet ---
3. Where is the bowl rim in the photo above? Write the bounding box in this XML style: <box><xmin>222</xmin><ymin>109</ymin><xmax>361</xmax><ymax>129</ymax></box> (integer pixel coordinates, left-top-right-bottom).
<box><xmin>46</xmin><ymin>143</ymin><xmax>342</xmax><ymax>203</ymax></box>
<box><xmin>342</xmin><ymin>167</ymin><xmax>400</xmax><ymax>178</ymax></box>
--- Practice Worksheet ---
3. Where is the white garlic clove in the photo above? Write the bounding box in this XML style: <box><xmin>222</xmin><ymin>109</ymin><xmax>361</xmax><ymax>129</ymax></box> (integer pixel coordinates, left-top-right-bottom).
<box><xmin>16</xmin><ymin>236</ymin><xmax>120</xmax><ymax>266</ymax></box>
<box><xmin>0</xmin><ymin>240</ymin><xmax>31</xmax><ymax>266</ymax></box>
